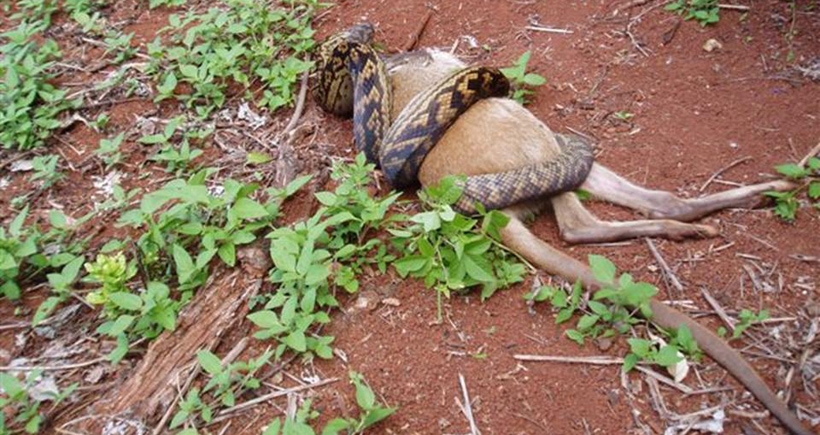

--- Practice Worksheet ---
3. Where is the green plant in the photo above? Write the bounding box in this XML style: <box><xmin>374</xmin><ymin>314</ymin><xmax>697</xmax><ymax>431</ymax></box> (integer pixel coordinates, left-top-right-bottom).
<box><xmin>169</xmin><ymin>349</ymin><xmax>272</xmax><ymax>429</ymax></box>
<box><xmin>96</xmin><ymin>132</ymin><xmax>126</xmax><ymax>168</ymax></box>
<box><xmin>145</xmin><ymin>0</ymin><xmax>319</xmax><ymax>118</ymax></box>
<box><xmin>528</xmin><ymin>255</ymin><xmax>701</xmax><ymax>372</ymax></box>
<box><xmin>499</xmin><ymin>51</ymin><xmax>547</xmax><ymax>105</ymax></box>
<box><xmin>765</xmin><ymin>157</ymin><xmax>820</xmax><ymax>222</ymax></box>
<box><xmin>118</xmin><ymin>170</ymin><xmax>291</xmax><ymax>288</ymax></box>
<box><xmin>29</xmin><ymin>154</ymin><xmax>63</xmax><ymax>188</ymax></box>
<box><xmin>260</xmin><ymin>372</ymin><xmax>395</xmax><ymax>435</ymax></box>
<box><xmin>249</xmin><ymin>156</ymin><xmax>401</xmax><ymax>359</ymax></box>
<box><xmin>149</xmin><ymin>0</ymin><xmax>186</xmax><ymax>8</ymax></box>
<box><xmin>85</xmin><ymin>253</ymin><xmax>183</xmax><ymax>363</ymax></box>
<box><xmin>314</xmin><ymin>154</ymin><xmax>401</xmax><ymax>292</ymax></box>
<box><xmin>31</xmin><ymin>255</ymin><xmax>84</xmax><ymax>325</ymax></box>
<box><xmin>12</xmin><ymin>0</ymin><xmax>58</xmax><ymax>26</ymax></box>
<box><xmin>0</xmin><ymin>22</ymin><xmax>81</xmax><ymax>149</ymax></box>
<box><xmin>718</xmin><ymin>308</ymin><xmax>770</xmax><ymax>339</ymax></box>
<box><xmin>321</xmin><ymin>372</ymin><xmax>396</xmax><ymax>434</ymax></box>
<box><xmin>666</xmin><ymin>0</ymin><xmax>720</xmax><ymax>26</ymax></box>
<box><xmin>391</xmin><ymin>176</ymin><xmax>526</xmax><ymax>317</ymax></box>
<box><xmin>0</xmin><ymin>370</ymin><xmax>77</xmax><ymax>434</ymax></box>
<box><xmin>1</xmin><ymin>207</ymin><xmax>86</xmax><ymax>301</ymax></box>
<box><xmin>1</xmin><ymin>207</ymin><xmax>39</xmax><ymax>300</ymax></box>
<box><xmin>139</xmin><ymin>117</ymin><xmax>207</xmax><ymax>175</ymax></box>
<box><xmin>613</xmin><ymin>111</ymin><xmax>634</xmax><ymax>121</ymax></box>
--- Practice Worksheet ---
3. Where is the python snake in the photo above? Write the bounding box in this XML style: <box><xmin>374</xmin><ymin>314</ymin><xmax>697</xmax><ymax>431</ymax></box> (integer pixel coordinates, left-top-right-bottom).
<box><xmin>313</xmin><ymin>23</ymin><xmax>595</xmax><ymax>214</ymax></box>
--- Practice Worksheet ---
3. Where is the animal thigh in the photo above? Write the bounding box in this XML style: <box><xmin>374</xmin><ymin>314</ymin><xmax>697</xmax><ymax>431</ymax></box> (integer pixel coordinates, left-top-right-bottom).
<box><xmin>418</xmin><ymin>98</ymin><xmax>562</xmax><ymax>186</ymax></box>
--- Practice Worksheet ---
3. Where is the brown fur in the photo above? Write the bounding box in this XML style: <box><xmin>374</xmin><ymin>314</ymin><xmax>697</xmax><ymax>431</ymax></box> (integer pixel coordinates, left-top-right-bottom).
<box><xmin>385</xmin><ymin>49</ymin><xmax>812</xmax><ymax>435</ymax></box>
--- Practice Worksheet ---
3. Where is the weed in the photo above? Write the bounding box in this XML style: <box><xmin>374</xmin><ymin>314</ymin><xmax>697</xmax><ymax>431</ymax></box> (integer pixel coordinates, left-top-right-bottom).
<box><xmin>0</xmin><ymin>370</ymin><xmax>77</xmax><ymax>434</ymax></box>
<box><xmin>0</xmin><ymin>22</ymin><xmax>81</xmax><ymax>150</ymax></box>
<box><xmin>666</xmin><ymin>0</ymin><xmax>720</xmax><ymax>26</ymax></box>
<box><xmin>718</xmin><ymin>308</ymin><xmax>770</xmax><ymax>339</ymax></box>
<box><xmin>169</xmin><ymin>349</ymin><xmax>272</xmax><ymax>428</ymax></box>
<box><xmin>765</xmin><ymin>157</ymin><xmax>820</xmax><ymax>221</ymax></box>
<box><xmin>140</xmin><ymin>117</ymin><xmax>208</xmax><ymax>175</ymax></box>
<box><xmin>86</xmin><ymin>252</ymin><xmax>183</xmax><ymax>363</ymax></box>
<box><xmin>30</xmin><ymin>154</ymin><xmax>63</xmax><ymax>188</ymax></box>
<box><xmin>31</xmin><ymin>255</ymin><xmax>85</xmax><ymax>325</ymax></box>
<box><xmin>613</xmin><ymin>111</ymin><xmax>634</xmax><ymax>121</ymax></box>
<box><xmin>249</xmin><ymin>157</ymin><xmax>406</xmax><ymax>359</ymax></box>
<box><xmin>528</xmin><ymin>255</ymin><xmax>701</xmax><ymax>372</ymax></box>
<box><xmin>146</xmin><ymin>0</ymin><xmax>319</xmax><ymax>118</ymax></box>
<box><xmin>260</xmin><ymin>372</ymin><xmax>395</xmax><ymax>435</ymax></box>
<box><xmin>1</xmin><ymin>207</ymin><xmax>86</xmax><ymax>302</ymax></box>
<box><xmin>391</xmin><ymin>175</ymin><xmax>526</xmax><ymax>317</ymax></box>
<box><xmin>149</xmin><ymin>0</ymin><xmax>186</xmax><ymax>8</ymax></box>
<box><xmin>500</xmin><ymin>51</ymin><xmax>547</xmax><ymax>105</ymax></box>
<box><xmin>0</xmin><ymin>207</ymin><xmax>39</xmax><ymax>300</ymax></box>
<box><xmin>96</xmin><ymin>132</ymin><xmax>126</xmax><ymax>169</ymax></box>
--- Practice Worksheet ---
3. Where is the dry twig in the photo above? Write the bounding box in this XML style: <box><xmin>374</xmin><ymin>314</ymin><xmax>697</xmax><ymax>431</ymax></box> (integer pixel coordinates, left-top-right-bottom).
<box><xmin>457</xmin><ymin>374</ymin><xmax>480</xmax><ymax>435</ymax></box>
<box><xmin>645</xmin><ymin>238</ymin><xmax>684</xmax><ymax>293</ymax></box>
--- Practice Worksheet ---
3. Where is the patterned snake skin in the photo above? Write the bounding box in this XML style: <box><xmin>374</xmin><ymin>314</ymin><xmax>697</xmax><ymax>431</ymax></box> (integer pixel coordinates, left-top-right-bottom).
<box><xmin>314</xmin><ymin>23</ymin><xmax>595</xmax><ymax>214</ymax></box>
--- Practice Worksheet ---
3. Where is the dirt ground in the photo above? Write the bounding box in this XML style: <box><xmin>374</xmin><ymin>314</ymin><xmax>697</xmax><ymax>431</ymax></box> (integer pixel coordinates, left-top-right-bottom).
<box><xmin>1</xmin><ymin>0</ymin><xmax>819</xmax><ymax>434</ymax></box>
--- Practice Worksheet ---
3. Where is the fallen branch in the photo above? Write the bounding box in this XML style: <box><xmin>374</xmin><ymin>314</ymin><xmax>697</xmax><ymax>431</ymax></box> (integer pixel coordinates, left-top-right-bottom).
<box><xmin>0</xmin><ymin>357</ymin><xmax>107</xmax><ymax>372</ymax></box>
<box><xmin>402</xmin><ymin>9</ymin><xmax>434</xmax><ymax>52</ymax></box>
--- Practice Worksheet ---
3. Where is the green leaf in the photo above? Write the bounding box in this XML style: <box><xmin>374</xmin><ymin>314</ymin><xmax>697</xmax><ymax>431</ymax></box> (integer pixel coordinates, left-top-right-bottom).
<box><xmin>321</xmin><ymin>418</ymin><xmax>351</xmax><ymax>435</ymax></box>
<box><xmin>775</xmin><ymin>163</ymin><xmax>808</xmax><ymax>179</ymax></box>
<box><xmin>109</xmin><ymin>292</ymin><xmax>143</xmax><ymax>311</ymax></box>
<box><xmin>463</xmin><ymin>255</ymin><xmax>495</xmax><ymax>282</ymax></box>
<box><xmin>577</xmin><ymin>314</ymin><xmax>600</xmax><ymax>331</ymax></box>
<box><xmin>361</xmin><ymin>407</ymin><xmax>397</xmax><ymax>428</ymax></box>
<box><xmin>314</xmin><ymin>191</ymin><xmax>337</xmax><ymax>206</ymax></box>
<box><xmin>565</xmin><ymin>329</ymin><xmax>585</xmax><ymax>345</ymax></box>
<box><xmin>283</xmin><ymin>330</ymin><xmax>307</xmax><ymax>352</ymax></box>
<box><xmin>197</xmin><ymin>350</ymin><xmax>223</xmax><ymax>375</ymax></box>
<box><xmin>218</xmin><ymin>242</ymin><xmax>236</xmax><ymax>267</ymax></box>
<box><xmin>808</xmin><ymin>182</ymin><xmax>820</xmax><ymax>200</ymax></box>
<box><xmin>589</xmin><ymin>255</ymin><xmax>617</xmax><ymax>284</ymax></box>
<box><xmin>232</xmin><ymin>197</ymin><xmax>269</xmax><ymax>220</ymax></box>
<box><xmin>172</xmin><ymin>244</ymin><xmax>196</xmax><ymax>285</ymax></box>
<box><xmin>656</xmin><ymin>345</ymin><xmax>683</xmax><ymax>367</ymax></box>
<box><xmin>247</xmin><ymin>151</ymin><xmax>272</xmax><ymax>165</ymax></box>
<box><xmin>9</xmin><ymin>206</ymin><xmax>28</xmax><ymax>237</ymax></box>
<box><xmin>623</xmin><ymin>353</ymin><xmax>640</xmax><ymax>372</ymax></box>
<box><xmin>33</xmin><ymin>296</ymin><xmax>62</xmax><ymax>326</ymax></box>
<box><xmin>112</xmin><ymin>335</ymin><xmax>135</xmax><ymax>362</ymax></box>
<box><xmin>522</xmin><ymin>73</ymin><xmax>547</xmax><ymax>86</ymax></box>
<box><xmin>271</xmin><ymin>248</ymin><xmax>296</xmax><ymax>273</ymax></box>
<box><xmin>108</xmin><ymin>315</ymin><xmax>135</xmax><ymax>336</ymax></box>
<box><xmin>247</xmin><ymin>310</ymin><xmax>281</xmax><ymax>329</ymax></box>
<box><xmin>0</xmin><ymin>372</ymin><xmax>24</xmax><ymax>397</ymax></box>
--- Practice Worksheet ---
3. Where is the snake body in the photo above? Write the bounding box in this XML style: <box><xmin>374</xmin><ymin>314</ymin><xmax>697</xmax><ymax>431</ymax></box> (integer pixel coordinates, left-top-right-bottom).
<box><xmin>314</xmin><ymin>23</ymin><xmax>595</xmax><ymax>213</ymax></box>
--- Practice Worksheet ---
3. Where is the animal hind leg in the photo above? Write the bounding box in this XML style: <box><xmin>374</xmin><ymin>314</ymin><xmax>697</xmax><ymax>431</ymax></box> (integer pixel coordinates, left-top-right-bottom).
<box><xmin>580</xmin><ymin>163</ymin><xmax>794</xmax><ymax>222</ymax></box>
<box><xmin>499</xmin><ymin>204</ymin><xmax>813</xmax><ymax>435</ymax></box>
<box><xmin>550</xmin><ymin>192</ymin><xmax>719</xmax><ymax>244</ymax></box>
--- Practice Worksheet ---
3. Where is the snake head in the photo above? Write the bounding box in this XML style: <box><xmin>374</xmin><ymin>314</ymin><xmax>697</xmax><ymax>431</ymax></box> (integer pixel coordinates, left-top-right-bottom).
<box><xmin>479</xmin><ymin>67</ymin><xmax>512</xmax><ymax>99</ymax></box>
<box><xmin>342</xmin><ymin>22</ymin><xmax>375</xmax><ymax>45</ymax></box>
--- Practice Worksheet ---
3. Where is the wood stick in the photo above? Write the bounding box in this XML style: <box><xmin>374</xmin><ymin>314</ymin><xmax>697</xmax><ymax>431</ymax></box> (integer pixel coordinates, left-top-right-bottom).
<box><xmin>458</xmin><ymin>374</ymin><xmax>480</xmax><ymax>435</ymax></box>
<box><xmin>646</xmin><ymin>238</ymin><xmax>684</xmax><ymax>294</ymax></box>
<box><xmin>798</xmin><ymin>140</ymin><xmax>820</xmax><ymax>167</ymax></box>
<box><xmin>402</xmin><ymin>9</ymin><xmax>434</xmax><ymax>52</ymax></box>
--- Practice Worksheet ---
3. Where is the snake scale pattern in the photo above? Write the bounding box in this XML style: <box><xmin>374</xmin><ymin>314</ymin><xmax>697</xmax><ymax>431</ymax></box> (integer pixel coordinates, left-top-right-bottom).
<box><xmin>313</xmin><ymin>23</ymin><xmax>595</xmax><ymax>214</ymax></box>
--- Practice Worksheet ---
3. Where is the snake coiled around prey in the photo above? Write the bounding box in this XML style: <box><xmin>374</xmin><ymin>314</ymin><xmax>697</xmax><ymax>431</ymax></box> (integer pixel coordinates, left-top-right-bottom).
<box><xmin>313</xmin><ymin>23</ymin><xmax>595</xmax><ymax>214</ymax></box>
